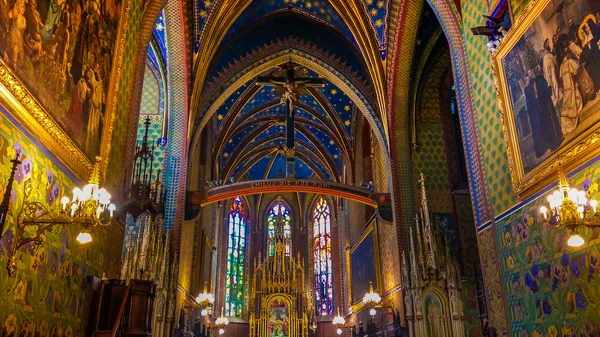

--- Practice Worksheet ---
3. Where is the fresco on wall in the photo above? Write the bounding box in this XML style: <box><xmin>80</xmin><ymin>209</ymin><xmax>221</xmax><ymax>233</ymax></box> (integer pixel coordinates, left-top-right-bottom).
<box><xmin>497</xmin><ymin>160</ymin><xmax>600</xmax><ymax>336</ymax></box>
<box><xmin>503</xmin><ymin>0</ymin><xmax>600</xmax><ymax>173</ymax></box>
<box><xmin>0</xmin><ymin>0</ymin><xmax>122</xmax><ymax>159</ymax></box>
<box><xmin>0</xmin><ymin>106</ymin><xmax>117</xmax><ymax>334</ymax></box>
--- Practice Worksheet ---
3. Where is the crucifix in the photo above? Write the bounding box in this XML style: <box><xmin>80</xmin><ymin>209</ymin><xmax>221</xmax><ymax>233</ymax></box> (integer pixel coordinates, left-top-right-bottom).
<box><xmin>256</xmin><ymin>62</ymin><xmax>324</xmax><ymax>178</ymax></box>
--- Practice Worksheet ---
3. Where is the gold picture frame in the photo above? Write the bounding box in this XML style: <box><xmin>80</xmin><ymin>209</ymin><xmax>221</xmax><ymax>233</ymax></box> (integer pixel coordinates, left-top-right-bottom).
<box><xmin>492</xmin><ymin>0</ymin><xmax>600</xmax><ymax>199</ymax></box>
<box><xmin>350</xmin><ymin>217</ymin><xmax>382</xmax><ymax>312</ymax></box>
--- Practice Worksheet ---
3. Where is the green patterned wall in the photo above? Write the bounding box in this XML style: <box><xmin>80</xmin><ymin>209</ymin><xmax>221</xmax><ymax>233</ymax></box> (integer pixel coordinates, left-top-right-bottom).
<box><xmin>0</xmin><ymin>107</ymin><xmax>123</xmax><ymax>335</ymax></box>
<box><xmin>413</xmin><ymin>51</ymin><xmax>452</xmax><ymax>213</ymax></box>
<box><xmin>107</xmin><ymin>0</ymin><xmax>147</xmax><ymax>185</ymax></box>
<box><xmin>461</xmin><ymin>0</ymin><xmax>518</xmax><ymax>216</ymax></box>
<box><xmin>496</xmin><ymin>160</ymin><xmax>600</xmax><ymax>336</ymax></box>
<box><xmin>135</xmin><ymin>58</ymin><xmax>166</xmax><ymax>181</ymax></box>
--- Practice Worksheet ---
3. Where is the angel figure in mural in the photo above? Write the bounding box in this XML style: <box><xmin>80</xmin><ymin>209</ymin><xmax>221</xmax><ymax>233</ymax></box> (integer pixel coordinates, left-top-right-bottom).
<box><xmin>426</xmin><ymin>299</ymin><xmax>445</xmax><ymax>337</ymax></box>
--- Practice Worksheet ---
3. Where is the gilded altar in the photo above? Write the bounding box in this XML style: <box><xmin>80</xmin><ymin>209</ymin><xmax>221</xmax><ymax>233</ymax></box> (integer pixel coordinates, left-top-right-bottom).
<box><xmin>249</xmin><ymin>217</ymin><xmax>308</xmax><ymax>337</ymax></box>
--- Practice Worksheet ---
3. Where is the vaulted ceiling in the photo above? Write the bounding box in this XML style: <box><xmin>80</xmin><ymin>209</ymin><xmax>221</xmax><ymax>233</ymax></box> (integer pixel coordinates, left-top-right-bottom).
<box><xmin>184</xmin><ymin>0</ymin><xmax>394</xmax><ymax>184</ymax></box>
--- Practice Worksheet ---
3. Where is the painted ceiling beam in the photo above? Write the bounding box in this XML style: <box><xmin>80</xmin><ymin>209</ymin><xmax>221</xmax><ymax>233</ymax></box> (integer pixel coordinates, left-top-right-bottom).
<box><xmin>200</xmin><ymin>179</ymin><xmax>379</xmax><ymax>207</ymax></box>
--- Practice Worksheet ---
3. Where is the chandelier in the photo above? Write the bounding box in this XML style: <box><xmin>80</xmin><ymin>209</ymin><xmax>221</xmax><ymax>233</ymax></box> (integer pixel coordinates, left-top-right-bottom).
<box><xmin>539</xmin><ymin>169</ymin><xmax>599</xmax><ymax>247</ymax></box>
<box><xmin>332</xmin><ymin>307</ymin><xmax>348</xmax><ymax>335</ymax></box>
<box><xmin>3</xmin><ymin>156</ymin><xmax>116</xmax><ymax>276</ymax></box>
<box><xmin>362</xmin><ymin>281</ymin><xmax>381</xmax><ymax>307</ymax></box>
<box><xmin>196</xmin><ymin>282</ymin><xmax>215</xmax><ymax>316</ymax></box>
<box><xmin>332</xmin><ymin>308</ymin><xmax>346</xmax><ymax>327</ymax></box>
<box><xmin>215</xmin><ymin>308</ymin><xmax>229</xmax><ymax>335</ymax></box>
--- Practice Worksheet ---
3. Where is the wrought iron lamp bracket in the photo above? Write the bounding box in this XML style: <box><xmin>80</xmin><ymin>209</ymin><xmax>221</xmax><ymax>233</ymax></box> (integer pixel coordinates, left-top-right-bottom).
<box><xmin>6</xmin><ymin>178</ymin><xmax>113</xmax><ymax>276</ymax></box>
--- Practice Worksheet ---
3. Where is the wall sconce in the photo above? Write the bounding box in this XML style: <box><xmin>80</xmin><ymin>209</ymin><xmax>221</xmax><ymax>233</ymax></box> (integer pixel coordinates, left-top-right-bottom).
<box><xmin>3</xmin><ymin>157</ymin><xmax>116</xmax><ymax>276</ymax></box>
<box><xmin>196</xmin><ymin>282</ymin><xmax>215</xmax><ymax>317</ymax></box>
<box><xmin>332</xmin><ymin>307</ymin><xmax>354</xmax><ymax>335</ymax></box>
<box><xmin>539</xmin><ymin>169</ymin><xmax>599</xmax><ymax>248</ymax></box>
<box><xmin>362</xmin><ymin>281</ymin><xmax>381</xmax><ymax>307</ymax></box>
<box><xmin>214</xmin><ymin>308</ymin><xmax>229</xmax><ymax>335</ymax></box>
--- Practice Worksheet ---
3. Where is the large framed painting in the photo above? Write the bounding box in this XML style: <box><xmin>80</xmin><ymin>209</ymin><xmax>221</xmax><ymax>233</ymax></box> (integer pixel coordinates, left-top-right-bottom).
<box><xmin>492</xmin><ymin>0</ymin><xmax>600</xmax><ymax>198</ymax></box>
<box><xmin>0</xmin><ymin>0</ymin><xmax>125</xmax><ymax>181</ymax></box>
<box><xmin>350</xmin><ymin>219</ymin><xmax>381</xmax><ymax>310</ymax></box>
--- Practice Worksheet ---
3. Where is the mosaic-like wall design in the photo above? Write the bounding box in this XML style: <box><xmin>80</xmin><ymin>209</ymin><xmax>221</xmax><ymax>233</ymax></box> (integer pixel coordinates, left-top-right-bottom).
<box><xmin>0</xmin><ymin>106</ymin><xmax>122</xmax><ymax>335</ymax></box>
<box><xmin>461</xmin><ymin>0</ymin><xmax>518</xmax><ymax>216</ymax></box>
<box><xmin>496</xmin><ymin>159</ymin><xmax>600</xmax><ymax>336</ymax></box>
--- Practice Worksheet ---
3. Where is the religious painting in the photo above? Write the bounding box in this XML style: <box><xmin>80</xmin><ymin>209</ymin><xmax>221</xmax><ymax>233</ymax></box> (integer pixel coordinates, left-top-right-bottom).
<box><xmin>268</xmin><ymin>298</ymin><xmax>289</xmax><ymax>337</ymax></box>
<box><xmin>493</xmin><ymin>0</ymin><xmax>600</xmax><ymax>198</ymax></box>
<box><xmin>350</xmin><ymin>220</ymin><xmax>381</xmax><ymax>307</ymax></box>
<box><xmin>424</xmin><ymin>293</ymin><xmax>448</xmax><ymax>337</ymax></box>
<box><xmin>0</xmin><ymin>0</ymin><xmax>123</xmax><ymax>175</ymax></box>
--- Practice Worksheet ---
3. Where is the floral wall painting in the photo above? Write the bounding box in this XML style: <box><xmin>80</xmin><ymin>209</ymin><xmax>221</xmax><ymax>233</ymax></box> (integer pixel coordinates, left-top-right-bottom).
<box><xmin>493</xmin><ymin>0</ymin><xmax>600</xmax><ymax>198</ymax></box>
<box><xmin>0</xmin><ymin>0</ymin><xmax>122</xmax><ymax>162</ymax></box>
<box><xmin>498</xmin><ymin>162</ymin><xmax>600</xmax><ymax>336</ymax></box>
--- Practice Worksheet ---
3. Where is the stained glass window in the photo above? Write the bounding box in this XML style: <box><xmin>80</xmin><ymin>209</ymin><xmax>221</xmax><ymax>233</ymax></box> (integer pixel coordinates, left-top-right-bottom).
<box><xmin>225</xmin><ymin>196</ymin><xmax>246</xmax><ymax>317</ymax></box>
<box><xmin>313</xmin><ymin>197</ymin><xmax>333</xmax><ymax>316</ymax></box>
<box><xmin>267</xmin><ymin>201</ymin><xmax>291</xmax><ymax>256</ymax></box>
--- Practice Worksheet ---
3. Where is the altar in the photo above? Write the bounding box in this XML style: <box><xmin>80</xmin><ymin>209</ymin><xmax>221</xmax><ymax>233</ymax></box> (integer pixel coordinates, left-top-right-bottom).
<box><xmin>249</xmin><ymin>217</ymin><xmax>308</xmax><ymax>337</ymax></box>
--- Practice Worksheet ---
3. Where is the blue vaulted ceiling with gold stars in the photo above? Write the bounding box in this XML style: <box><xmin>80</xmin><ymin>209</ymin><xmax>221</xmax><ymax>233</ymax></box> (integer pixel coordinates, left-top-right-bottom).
<box><xmin>194</xmin><ymin>0</ymin><xmax>390</xmax><ymax>59</ymax></box>
<box><xmin>213</xmin><ymin>66</ymin><xmax>356</xmax><ymax>183</ymax></box>
<box><xmin>192</xmin><ymin>0</ymin><xmax>391</xmax><ymax>183</ymax></box>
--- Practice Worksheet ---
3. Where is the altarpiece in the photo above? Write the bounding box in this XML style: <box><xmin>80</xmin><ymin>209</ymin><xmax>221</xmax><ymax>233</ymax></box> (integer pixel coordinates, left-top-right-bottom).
<box><xmin>249</xmin><ymin>215</ymin><xmax>308</xmax><ymax>337</ymax></box>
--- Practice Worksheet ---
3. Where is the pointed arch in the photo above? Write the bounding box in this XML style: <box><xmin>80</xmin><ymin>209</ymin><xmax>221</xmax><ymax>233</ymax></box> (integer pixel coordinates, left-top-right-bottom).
<box><xmin>266</xmin><ymin>198</ymin><xmax>292</xmax><ymax>257</ymax></box>
<box><xmin>225</xmin><ymin>196</ymin><xmax>247</xmax><ymax>317</ymax></box>
<box><xmin>312</xmin><ymin>196</ymin><xmax>333</xmax><ymax>316</ymax></box>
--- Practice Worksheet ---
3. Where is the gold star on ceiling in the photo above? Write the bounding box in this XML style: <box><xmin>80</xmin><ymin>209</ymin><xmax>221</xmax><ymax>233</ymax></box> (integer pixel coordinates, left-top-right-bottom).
<box><xmin>330</xmin><ymin>89</ymin><xmax>337</xmax><ymax>95</ymax></box>
<box><xmin>344</xmin><ymin>120</ymin><xmax>351</xmax><ymax>126</ymax></box>
<box><xmin>344</xmin><ymin>105</ymin><xmax>350</xmax><ymax>111</ymax></box>
<box><xmin>217</xmin><ymin>114</ymin><xmax>224</xmax><ymax>120</ymax></box>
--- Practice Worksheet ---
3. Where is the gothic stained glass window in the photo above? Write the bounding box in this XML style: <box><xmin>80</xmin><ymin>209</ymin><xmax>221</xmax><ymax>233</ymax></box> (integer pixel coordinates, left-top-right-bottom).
<box><xmin>267</xmin><ymin>201</ymin><xmax>292</xmax><ymax>256</ymax></box>
<box><xmin>313</xmin><ymin>197</ymin><xmax>333</xmax><ymax>316</ymax></box>
<box><xmin>225</xmin><ymin>197</ymin><xmax>246</xmax><ymax>317</ymax></box>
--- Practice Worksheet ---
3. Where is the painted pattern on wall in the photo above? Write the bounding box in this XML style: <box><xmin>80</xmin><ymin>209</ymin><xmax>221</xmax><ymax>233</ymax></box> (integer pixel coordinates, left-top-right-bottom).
<box><xmin>497</xmin><ymin>159</ymin><xmax>600</xmax><ymax>336</ymax></box>
<box><xmin>462</xmin><ymin>0</ymin><xmax>518</xmax><ymax>217</ymax></box>
<box><xmin>0</xmin><ymin>106</ymin><xmax>122</xmax><ymax>335</ymax></box>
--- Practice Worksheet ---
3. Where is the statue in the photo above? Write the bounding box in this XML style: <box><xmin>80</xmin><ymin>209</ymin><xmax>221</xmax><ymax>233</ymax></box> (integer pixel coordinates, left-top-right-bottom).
<box><xmin>426</xmin><ymin>299</ymin><xmax>445</xmax><ymax>337</ymax></box>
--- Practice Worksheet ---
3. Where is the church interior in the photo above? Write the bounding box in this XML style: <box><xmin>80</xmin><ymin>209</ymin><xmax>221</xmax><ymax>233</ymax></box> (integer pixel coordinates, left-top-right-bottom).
<box><xmin>1</xmin><ymin>0</ymin><xmax>600</xmax><ymax>336</ymax></box>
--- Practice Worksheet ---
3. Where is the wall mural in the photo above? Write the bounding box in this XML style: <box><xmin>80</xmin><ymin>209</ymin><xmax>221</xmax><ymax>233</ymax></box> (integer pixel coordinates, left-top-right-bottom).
<box><xmin>0</xmin><ymin>0</ymin><xmax>122</xmax><ymax>159</ymax></box>
<box><xmin>497</xmin><ymin>159</ymin><xmax>600</xmax><ymax>336</ymax></box>
<box><xmin>0</xmin><ymin>106</ymin><xmax>119</xmax><ymax>335</ymax></box>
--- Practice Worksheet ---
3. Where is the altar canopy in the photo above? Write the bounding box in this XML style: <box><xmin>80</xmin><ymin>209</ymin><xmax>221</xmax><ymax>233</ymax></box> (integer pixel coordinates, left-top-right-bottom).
<box><xmin>250</xmin><ymin>213</ymin><xmax>308</xmax><ymax>337</ymax></box>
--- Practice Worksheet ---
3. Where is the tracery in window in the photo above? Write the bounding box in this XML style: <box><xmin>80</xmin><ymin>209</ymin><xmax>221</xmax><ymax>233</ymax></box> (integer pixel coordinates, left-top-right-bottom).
<box><xmin>313</xmin><ymin>197</ymin><xmax>333</xmax><ymax>316</ymax></box>
<box><xmin>267</xmin><ymin>201</ymin><xmax>291</xmax><ymax>256</ymax></box>
<box><xmin>225</xmin><ymin>196</ymin><xmax>246</xmax><ymax>317</ymax></box>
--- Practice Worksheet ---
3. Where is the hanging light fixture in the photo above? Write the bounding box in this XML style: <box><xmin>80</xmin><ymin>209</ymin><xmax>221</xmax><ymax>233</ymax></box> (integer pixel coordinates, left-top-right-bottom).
<box><xmin>215</xmin><ymin>308</ymin><xmax>229</xmax><ymax>329</ymax></box>
<box><xmin>539</xmin><ymin>168</ymin><xmax>599</xmax><ymax>247</ymax></box>
<box><xmin>196</xmin><ymin>282</ymin><xmax>215</xmax><ymax>316</ymax></box>
<box><xmin>332</xmin><ymin>308</ymin><xmax>346</xmax><ymax>328</ymax></box>
<box><xmin>362</xmin><ymin>281</ymin><xmax>381</xmax><ymax>307</ymax></box>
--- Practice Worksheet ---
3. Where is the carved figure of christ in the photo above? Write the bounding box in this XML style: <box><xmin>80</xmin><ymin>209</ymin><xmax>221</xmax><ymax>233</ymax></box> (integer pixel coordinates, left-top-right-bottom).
<box><xmin>256</xmin><ymin>64</ymin><xmax>324</xmax><ymax>177</ymax></box>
